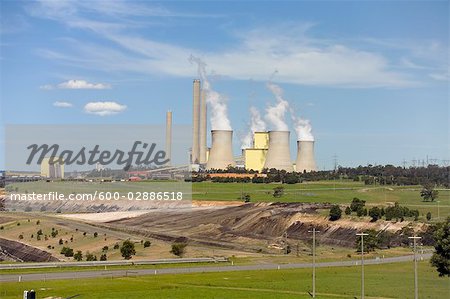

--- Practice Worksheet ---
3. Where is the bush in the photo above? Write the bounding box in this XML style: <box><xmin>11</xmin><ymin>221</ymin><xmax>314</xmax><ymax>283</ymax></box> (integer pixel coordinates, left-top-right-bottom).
<box><xmin>345</xmin><ymin>206</ymin><xmax>352</xmax><ymax>215</ymax></box>
<box><xmin>60</xmin><ymin>247</ymin><xmax>74</xmax><ymax>257</ymax></box>
<box><xmin>113</xmin><ymin>243</ymin><xmax>120</xmax><ymax>249</ymax></box>
<box><xmin>273</xmin><ymin>186</ymin><xmax>284</xmax><ymax>198</ymax></box>
<box><xmin>100</xmin><ymin>254</ymin><xmax>107</xmax><ymax>261</ymax></box>
<box><xmin>350</xmin><ymin>198</ymin><xmax>366</xmax><ymax>212</ymax></box>
<box><xmin>85</xmin><ymin>252</ymin><xmax>97</xmax><ymax>261</ymax></box>
<box><xmin>426</xmin><ymin>212</ymin><xmax>432</xmax><ymax>221</ymax></box>
<box><xmin>368</xmin><ymin>207</ymin><xmax>382</xmax><ymax>222</ymax></box>
<box><xmin>102</xmin><ymin>246</ymin><xmax>109</xmax><ymax>252</ymax></box>
<box><xmin>171</xmin><ymin>243</ymin><xmax>187</xmax><ymax>257</ymax></box>
<box><xmin>143</xmin><ymin>241</ymin><xmax>151</xmax><ymax>248</ymax></box>
<box><xmin>120</xmin><ymin>240</ymin><xmax>136</xmax><ymax>260</ymax></box>
<box><xmin>94</xmin><ymin>232</ymin><xmax>98</xmax><ymax>238</ymax></box>
<box><xmin>59</xmin><ymin>238</ymin><xmax>63</xmax><ymax>245</ymax></box>
<box><xmin>329</xmin><ymin>205</ymin><xmax>342</xmax><ymax>221</ymax></box>
<box><xmin>74</xmin><ymin>251</ymin><xmax>83</xmax><ymax>261</ymax></box>
<box><xmin>18</xmin><ymin>234</ymin><xmax>24</xmax><ymax>239</ymax></box>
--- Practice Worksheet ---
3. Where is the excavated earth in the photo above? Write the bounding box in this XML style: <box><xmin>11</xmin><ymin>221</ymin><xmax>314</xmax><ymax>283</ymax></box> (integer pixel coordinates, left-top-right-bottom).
<box><xmin>0</xmin><ymin>237</ymin><xmax>59</xmax><ymax>262</ymax></box>
<box><xmin>107</xmin><ymin>202</ymin><xmax>418</xmax><ymax>252</ymax></box>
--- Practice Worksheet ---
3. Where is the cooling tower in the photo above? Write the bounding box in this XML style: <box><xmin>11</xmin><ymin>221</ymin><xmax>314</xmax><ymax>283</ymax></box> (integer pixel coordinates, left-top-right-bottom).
<box><xmin>191</xmin><ymin>79</ymin><xmax>201</xmax><ymax>164</ymax></box>
<box><xmin>199</xmin><ymin>89</ymin><xmax>207</xmax><ymax>164</ymax></box>
<box><xmin>165</xmin><ymin>111</ymin><xmax>172</xmax><ymax>166</ymax></box>
<box><xmin>206</xmin><ymin>130</ymin><xmax>236</xmax><ymax>170</ymax></box>
<box><xmin>296</xmin><ymin>140</ymin><xmax>317</xmax><ymax>173</ymax></box>
<box><xmin>263</xmin><ymin>131</ymin><xmax>293</xmax><ymax>172</ymax></box>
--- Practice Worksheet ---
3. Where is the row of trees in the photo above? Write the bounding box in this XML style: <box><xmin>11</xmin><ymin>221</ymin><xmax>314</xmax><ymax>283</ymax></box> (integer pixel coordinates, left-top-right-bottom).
<box><xmin>193</xmin><ymin>165</ymin><xmax>449</xmax><ymax>187</ymax></box>
<box><xmin>330</xmin><ymin>198</ymin><xmax>420</xmax><ymax>222</ymax></box>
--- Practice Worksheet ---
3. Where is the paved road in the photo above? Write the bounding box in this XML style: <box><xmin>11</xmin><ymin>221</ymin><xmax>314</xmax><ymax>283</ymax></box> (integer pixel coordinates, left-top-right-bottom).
<box><xmin>0</xmin><ymin>254</ymin><xmax>431</xmax><ymax>283</ymax></box>
<box><xmin>0</xmin><ymin>257</ymin><xmax>228</xmax><ymax>270</ymax></box>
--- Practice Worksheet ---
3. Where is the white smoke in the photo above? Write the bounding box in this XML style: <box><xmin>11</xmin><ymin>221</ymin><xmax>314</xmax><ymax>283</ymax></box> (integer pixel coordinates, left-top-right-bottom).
<box><xmin>265</xmin><ymin>82</ymin><xmax>290</xmax><ymax>131</ymax></box>
<box><xmin>292</xmin><ymin>115</ymin><xmax>315</xmax><ymax>141</ymax></box>
<box><xmin>241</xmin><ymin>106</ymin><xmax>267</xmax><ymax>149</ymax></box>
<box><xmin>189</xmin><ymin>55</ymin><xmax>232</xmax><ymax>131</ymax></box>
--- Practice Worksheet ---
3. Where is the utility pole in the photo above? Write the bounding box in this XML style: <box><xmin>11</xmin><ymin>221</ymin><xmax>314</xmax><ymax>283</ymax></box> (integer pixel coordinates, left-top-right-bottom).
<box><xmin>409</xmin><ymin>236</ymin><xmax>422</xmax><ymax>299</ymax></box>
<box><xmin>356</xmin><ymin>232</ymin><xmax>368</xmax><ymax>299</ymax></box>
<box><xmin>308</xmin><ymin>227</ymin><xmax>320</xmax><ymax>298</ymax></box>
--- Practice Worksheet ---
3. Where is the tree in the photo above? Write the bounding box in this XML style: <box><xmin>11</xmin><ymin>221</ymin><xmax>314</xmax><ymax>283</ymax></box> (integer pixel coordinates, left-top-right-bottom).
<box><xmin>74</xmin><ymin>251</ymin><xmax>83</xmax><ymax>261</ymax></box>
<box><xmin>171</xmin><ymin>242</ymin><xmax>187</xmax><ymax>257</ymax></box>
<box><xmin>420</xmin><ymin>183</ymin><xmax>439</xmax><ymax>202</ymax></box>
<box><xmin>430</xmin><ymin>217</ymin><xmax>450</xmax><ymax>276</ymax></box>
<box><xmin>350</xmin><ymin>197</ymin><xmax>366</xmax><ymax>212</ymax></box>
<box><xmin>85</xmin><ymin>252</ymin><xmax>97</xmax><ymax>261</ymax></box>
<box><xmin>345</xmin><ymin>206</ymin><xmax>352</xmax><ymax>215</ymax></box>
<box><xmin>102</xmin><ymin>246</ymin><xmax>109</xmax><ymax>252</ymax></box>
<box><xmin>273</xmin><ymin>186</ymin><xmax>284</xmax><ymax>198</ymax></box>
<box><xmin>100</xmin><ymin>254</ymin><xmax>107</xmax><ymax>261</ymax></box>
<box><xmin>355</xmin><ymin>230</ymin><xmax>378</xmax><ymax>253</ymax></box>
<box><xmin>368</xmin><ymin>207</ymin><xmax>381</xmax><ymax>222</ymax></box>
<box><xmin>426</xmin><ymin>212</ymin><xmax>432</xmax><ymax>221</ymax></box>
<box><xmin>120</xmin><ymin>240</ymin><xmax>136</xmax><ymax>260</ymax></box>
<box><xmin>329</xmin><ymin>205</ymin><xmax>342</xmax><ymax>221</ymax></box>
<box><xmin>143</xmin><ymin>240</ymin><xmax>151</xmax><ymax>248</ymax></box>
<box><xmin>93</xmin><ymin>232</ymin><xmax>98</xmax><ymax>238</ymax></box>
<box><xmin>60</xmin><ymin>247</ymin><xmax>74</xmax><ymax>257</ymax></box>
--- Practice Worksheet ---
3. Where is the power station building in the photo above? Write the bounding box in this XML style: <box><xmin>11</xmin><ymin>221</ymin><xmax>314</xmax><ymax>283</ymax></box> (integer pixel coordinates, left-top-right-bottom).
<box><xmin>41</xmin><ymin>157</ymin><xmax>64</xmax><ymax>179</ymax></box>
<box><xmin>190</xmin><ymin>79</ymin><xmax>317</xmax><ymax>172</ymax></box>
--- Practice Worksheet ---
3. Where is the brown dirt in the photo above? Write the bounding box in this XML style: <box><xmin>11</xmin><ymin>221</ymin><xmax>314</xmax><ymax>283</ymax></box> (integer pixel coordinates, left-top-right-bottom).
<box><xmin>0</xmin><ymin>237</ymin><xmax>59</xmax><ymax>262</ymax></box>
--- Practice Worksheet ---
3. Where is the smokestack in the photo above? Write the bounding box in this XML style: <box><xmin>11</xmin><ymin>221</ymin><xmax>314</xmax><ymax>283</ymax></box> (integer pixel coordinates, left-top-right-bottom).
<box><xmin>165</xmin><ymin>110</ymin><xmax>172</xmax><ymax>166</ymax></box>
<box><xmin>199</xmin><ymin>88</ymin><xmax>207</xmax><ymax>164</ymax></box>
<box><xmin>264</xmin><ymin>131</ymin><xmax>293</xmax><ymax>172</ymax></box>
<box><xmin>206</xmin><ymin>130</ymin><xmax>235</xmax><ymax>170</ymax></box>
<box><xmin>192</xmin><ymin>79</ymin><xmax>201</xmax><ymax>163</ymax></box>
<box><xmin>296</xmin><ymin>141</ymin><xmax>317</xmax><ymax>173</ymax></box>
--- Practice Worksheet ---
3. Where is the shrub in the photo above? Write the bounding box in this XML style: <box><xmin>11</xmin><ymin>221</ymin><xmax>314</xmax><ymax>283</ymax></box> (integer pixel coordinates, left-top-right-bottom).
<box><xmin>329</xmin><ymin>205</ymin><xmax>342</xmax><ymax>221</ymax></box>
<box><xmin>143</xmin><ymin>240</ymin><xmax>151</xmax><ymax>248</ymax></box>
<box><xmin>171</xmin><ymin>243</ymin><xmax>187</xmax><ymax>257</ymax></box>
<box><xmin>60</xmin><ymin>247</ymin><xmax>74</xmax><ymax>257</ymax></box>
<box><xmin>120</xmin><ymin>240</ymin><xmax>136</xmax><ymax>260</ymax></box>
<box><xmin>74</xmin><ymin>251</ymin><xmax>83</xmax><ymax>261</ymax></box>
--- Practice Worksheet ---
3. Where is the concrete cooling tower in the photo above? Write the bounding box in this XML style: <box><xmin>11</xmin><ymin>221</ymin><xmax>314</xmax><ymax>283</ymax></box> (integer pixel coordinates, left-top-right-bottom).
<box><xmin>263</xmin><ymin>131</ymin><xmax>293</xmax><ymax>172</ymax></box>
<box><xmin>206</xmin><ymin>130</ymin><xmax>236</xmax><ymax>170</ymax></box>
<box><xmin>296</xmin><ymin>140</ymin><xmax>317</xmax><ymax>173</ymax></box>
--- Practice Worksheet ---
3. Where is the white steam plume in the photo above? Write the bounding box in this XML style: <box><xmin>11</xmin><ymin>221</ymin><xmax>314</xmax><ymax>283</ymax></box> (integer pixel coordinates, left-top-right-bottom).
<box><xmin>189</xmin><ymin>55</ymin><xmax>232</xmax><ymax>130</ymax></box>
<box><xmin>292</xmin><ymin>115</ymin><xmax>314</xmax><ymax>141</ymax></box>
<box><xmin>241</xmin><ymin>106</ymin><xmax>267</xmax><ymax>149</ymax></box>
<box><xmin>265</xmin><ymin>82</ymin><xmax>290</xmax><ymax>131</ymax></box>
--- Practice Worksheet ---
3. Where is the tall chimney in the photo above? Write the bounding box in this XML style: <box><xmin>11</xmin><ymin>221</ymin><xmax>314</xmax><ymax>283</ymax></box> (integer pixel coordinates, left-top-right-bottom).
<box><xmin>296</xmin><ymin>140</ymin><xmax>317</xmax><ymax>173</ymax></box>
<box><xmin>199</xmin><ymin>88</ymin><xmax>207</xmax><ymax>164</ymax></box>
<box><xmin>206</xmin><ymin>130</ymin><xmax>235</xmax><ymax>170</ymax></box>
<box><xmin>192</xmin><ymin>79</ymin><xmax>201</xmax><ymax>164</ymax></box>
<box><xmin>263</xmin><ymin>131</ymin><xmax>293</xmax><ymax>172</ymax></box>
<box><xmin>165</xmin><ymin>110</ymin><xmax>172</xmax><ymax>166</ymax></box>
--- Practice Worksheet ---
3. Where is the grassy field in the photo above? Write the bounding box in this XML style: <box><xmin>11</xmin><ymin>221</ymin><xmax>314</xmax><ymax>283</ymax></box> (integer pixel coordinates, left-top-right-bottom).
<box><xmin>192</xmin><ymin>180</ymin><xmax>450</xmax><ymax>218</ymax></box>
<box><xmin>1</xmin><ymin>261</ymin><xmax>448</xmax><ymax>299</ymax></box>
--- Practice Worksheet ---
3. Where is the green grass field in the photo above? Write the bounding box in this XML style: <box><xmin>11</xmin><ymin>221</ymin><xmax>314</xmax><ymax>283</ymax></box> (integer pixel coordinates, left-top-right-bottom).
<box><xmin>192</xmin><ymin>181</ymin><xmax>450</xmax><ymax>218</ymax></box>
<box><xmin>1</xmin><ymin>261</ymin><xmax>448</xmax><ymax>298</ymax></box>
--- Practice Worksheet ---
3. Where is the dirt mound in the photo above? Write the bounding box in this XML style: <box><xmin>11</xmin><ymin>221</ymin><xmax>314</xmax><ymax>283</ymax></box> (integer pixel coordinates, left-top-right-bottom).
<box><xmin>0</xmin><ymin>237</ymin><xmax>59</xmax><ymax>262</ymax></box>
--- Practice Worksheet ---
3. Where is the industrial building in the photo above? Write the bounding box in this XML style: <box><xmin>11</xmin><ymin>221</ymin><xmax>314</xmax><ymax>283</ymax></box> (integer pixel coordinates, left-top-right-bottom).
<box><xmin>41</xmin><ymin>157</ymin><xmax>64</xmax><ymax>179</ymax></box>
<box><xmin>189</xmin><ymin>80</ymin><xmax>317</xmax><ymax>173</ymax></box>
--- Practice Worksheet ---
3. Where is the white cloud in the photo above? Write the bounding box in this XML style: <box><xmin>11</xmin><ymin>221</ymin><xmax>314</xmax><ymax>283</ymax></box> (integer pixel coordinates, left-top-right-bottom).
<box><xmin>429</xmin><ymin>72</ymin><xmax>449</xmax><ymax>81</ymax></box>
<box><xmin>53</xmin><ymin>101</ymin><xmax>73</xmax><ymax>108</ymax></box>
<box><xmin>29</xmin><ymin>2</ymin><xmax>442</xmax><ymax>88</ymax></box>
<box><xmin>40</xmin><ymin>79</ymin><xmax>111</xmax><ymax>90</ymax></box>
<box><xmin>84</xmin><ymin>101</ymin><xmax>127</xmax><ymax>116</ymax></box>
<box><xmin>58</xmin><ymin>79</ymin><xmax>111</xmax><ymax>89</ymax></box>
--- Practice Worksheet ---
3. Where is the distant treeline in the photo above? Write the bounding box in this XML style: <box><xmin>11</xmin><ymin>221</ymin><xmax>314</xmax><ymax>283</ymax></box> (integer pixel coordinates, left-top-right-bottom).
<box><xmin>194</xmin><ymin>165</ymin><xmax>449</xmax><ymax>187</ymax></box>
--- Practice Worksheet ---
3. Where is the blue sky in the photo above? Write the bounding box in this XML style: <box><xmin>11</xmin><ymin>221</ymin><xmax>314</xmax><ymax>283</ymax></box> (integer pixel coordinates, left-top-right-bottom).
<box><xmin>0</xmin><ymin>0</ymin><xmax>449</xmax><ymax>170</ymax></box>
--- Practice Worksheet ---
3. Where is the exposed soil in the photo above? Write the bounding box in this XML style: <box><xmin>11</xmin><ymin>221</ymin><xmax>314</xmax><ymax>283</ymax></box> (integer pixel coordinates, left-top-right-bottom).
<box><xmin>106</xmin><ymin>202</ymin><xmax>417</xmax><ymax>252</ymax></box>
<box><xmin>0</xmin><ymin>237</ymin><xmax>59</xmax><ymax>262</ymax></box>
